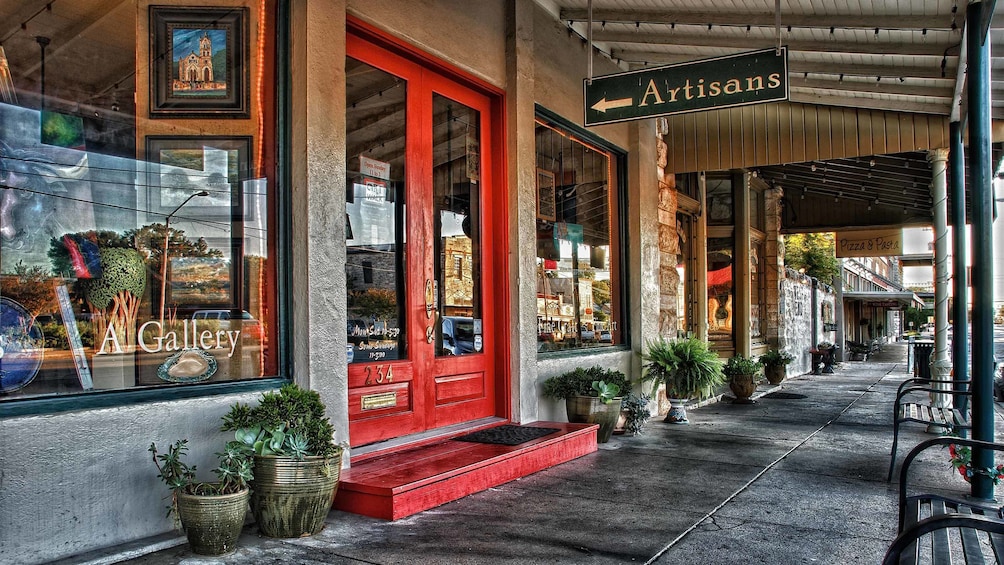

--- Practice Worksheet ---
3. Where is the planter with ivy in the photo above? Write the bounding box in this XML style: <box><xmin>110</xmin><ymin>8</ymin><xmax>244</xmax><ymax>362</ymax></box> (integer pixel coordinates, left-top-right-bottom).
<box><xmin>542</xmin><ymin>366</ymin><xmax>628</xmax><ymax>443</ymax></box>
<box><xmin>149</xmin><ymin>439</ymin><xmax>253</xmax><ymax>555</ymax></box>
<box><xmin>723</xmin><ymin>354</ymin><xmax>763</xmax><ymax>404</ymax></box>
<box><xmin>222</xmin><ymin>383</ymin><xmax>342</xmax><ymax>538</ymax></box>
<box><xmin>758</xmin><ymin>348</ymin><xmax>794</xmax><ymax>385</ymax></box>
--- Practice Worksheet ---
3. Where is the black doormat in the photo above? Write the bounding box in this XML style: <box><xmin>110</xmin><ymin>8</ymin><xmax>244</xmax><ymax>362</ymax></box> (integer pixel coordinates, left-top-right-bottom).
<box><xmin>763</xmin><ymin>392</ymin><xmax>808</xmax><ymax>400</ymax></box>
<box><xmin>454</xmin><ymin>425</ymin><xmax>559</xmax><ymax>446</ymax></box>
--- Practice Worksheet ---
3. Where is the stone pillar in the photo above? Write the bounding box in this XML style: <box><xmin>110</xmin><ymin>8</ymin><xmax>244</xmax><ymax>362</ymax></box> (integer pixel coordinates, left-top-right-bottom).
<box><xmin>928</xmin><ymin>147</ymin><xmax>952</xmax><ymax>415</ymax></box>
<box><xmin>764</xmin><ymin>185</ymin><xmax>784</xmax><ymax>348</ymax></box>
<box><xmin>656</xmin><ymin>131</ymin><xmax>680</xmax><ymax>338</ymax></box>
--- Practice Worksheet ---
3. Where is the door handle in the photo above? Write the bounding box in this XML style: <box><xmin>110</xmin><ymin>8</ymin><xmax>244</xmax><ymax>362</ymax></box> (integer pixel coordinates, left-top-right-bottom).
<box><xmin>425</xmin><ymin>279</ymin><xmax>438</xmax><ymax>343</ymax></box>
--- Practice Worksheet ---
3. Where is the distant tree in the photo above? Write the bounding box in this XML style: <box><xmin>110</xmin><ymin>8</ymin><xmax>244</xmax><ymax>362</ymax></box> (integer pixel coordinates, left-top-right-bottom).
<box><xmin>1</xmin><ymin>261</ymin><xmax>58</xmax><ymax>323</ymax></box>
<box><xmin>783</xmin><ymin>232</ymin><xmax>841</xmax><ymax>283</ymax></box>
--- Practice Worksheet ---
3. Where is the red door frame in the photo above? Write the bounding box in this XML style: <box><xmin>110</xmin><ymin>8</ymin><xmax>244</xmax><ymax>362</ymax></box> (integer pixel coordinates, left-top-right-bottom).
<box><xmin>346</xmin><ymin>18</ymin><xmax>510</xmax><ymax>450</ymax></box>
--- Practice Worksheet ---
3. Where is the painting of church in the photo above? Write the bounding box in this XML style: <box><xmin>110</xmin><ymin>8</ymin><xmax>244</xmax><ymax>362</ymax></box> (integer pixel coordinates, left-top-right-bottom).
<box><xmin>172</xmin><ymin>28</ymin><xmax>227</xmax><ymax>96</ymax></box>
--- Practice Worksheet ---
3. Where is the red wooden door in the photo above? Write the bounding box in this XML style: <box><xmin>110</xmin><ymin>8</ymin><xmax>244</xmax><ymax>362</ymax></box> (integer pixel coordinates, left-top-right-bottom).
<box><xmin>345</xmin><ymin>33</ymin><xmax>497</xmax><ymax>448</ymax></box>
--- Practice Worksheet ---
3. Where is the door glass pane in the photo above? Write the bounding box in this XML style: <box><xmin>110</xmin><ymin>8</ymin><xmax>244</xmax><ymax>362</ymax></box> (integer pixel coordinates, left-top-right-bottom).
<box><xmin>433</xmin><ymin>94</ymin><xmax>481</xmax><ymax>357</ymax></box>
<box><xmin>345</xmin><ymin>59</ymin><xmax>406</xmax><ymax>364</ymax></box>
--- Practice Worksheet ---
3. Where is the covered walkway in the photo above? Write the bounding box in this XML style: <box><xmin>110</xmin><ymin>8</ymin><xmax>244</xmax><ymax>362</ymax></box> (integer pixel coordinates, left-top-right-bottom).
<box><xmin>63</xmin><ymin>343</ymin><xmax>1002</xmax><ymax>564</ymax></box>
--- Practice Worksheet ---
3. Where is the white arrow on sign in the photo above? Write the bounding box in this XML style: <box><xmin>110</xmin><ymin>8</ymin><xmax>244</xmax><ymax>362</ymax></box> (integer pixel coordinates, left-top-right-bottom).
<box><xmin>590</xmin><ymin>97</ymin><xmax>633</xmax><ymax>113</ymax></box>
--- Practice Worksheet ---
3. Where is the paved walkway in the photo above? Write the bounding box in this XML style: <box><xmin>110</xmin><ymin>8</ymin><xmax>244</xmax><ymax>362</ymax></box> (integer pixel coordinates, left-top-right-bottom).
<box><xmin>74</xmin><ymin>343</ymin><xmax>1004</xmax><ymax>565</ymax></box>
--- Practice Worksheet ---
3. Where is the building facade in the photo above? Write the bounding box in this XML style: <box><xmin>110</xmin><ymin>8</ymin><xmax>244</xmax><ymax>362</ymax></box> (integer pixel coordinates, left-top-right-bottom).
<box><xmin>0</xmin><ymin>1</ymin><xmax>986</xmax><ymax>563</ymax></box>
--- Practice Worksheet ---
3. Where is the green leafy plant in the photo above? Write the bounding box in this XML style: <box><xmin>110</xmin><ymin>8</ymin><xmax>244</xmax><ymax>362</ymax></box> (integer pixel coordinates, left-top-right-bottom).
<box><xmin>723</xmin><ymin>354</ymin><xmax>763</xmax><ymax>379</ymax></box>
<box><xmin>641</xmin><ymin>336</ymin><xmax>725</xmax><ymax>400</ymax></box>
<box><xmin>591</xmin><ymin>380</ymin><xmax>621</xmax><ymax>404</ymax></box>
<box><xmin>149</xmin><ymin>439</ymin><xmax>253</xmax><ymax>524</ymax></box>
<box><xmin>221</xmin><ymin>383</ymin><xmax>340</xmax><ymax>459</ymax></box>
<box><xmin>758</xmin><ymin>349</ymin><xmax>794</xmax><ymax>370</ymax></box>
<box><xmin>816</xmin><ymin>341</ymin><xmax>835</xmax><ymax>350</ymax></box>
<box><xmin>542</xmin><ymin>366</ymin><xmax>630</xmax><ymax>401</ymax></box>
<box><xmin>621</xmin><ymin>393</ymin><xmax>652</xmax><ymax>435</ymax></box>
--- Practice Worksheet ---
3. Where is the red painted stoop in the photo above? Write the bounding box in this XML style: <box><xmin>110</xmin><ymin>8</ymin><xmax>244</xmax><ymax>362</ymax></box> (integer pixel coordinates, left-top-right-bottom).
<box><xmin>333</xmin><ymin>422</ymin><xmax>597</xmax><ymax>520</ymax></box>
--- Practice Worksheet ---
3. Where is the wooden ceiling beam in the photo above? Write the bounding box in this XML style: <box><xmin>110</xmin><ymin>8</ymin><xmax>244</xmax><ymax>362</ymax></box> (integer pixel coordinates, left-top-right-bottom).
<box><xmin>560</xmin><ymin>8</ymin><xmax>1001</xmax><ymax>31</ymax></box>
<box><xmin>611</xmin><ymin>50</ymin><xmax>957</xmax><ymax>80</ymax></box>
<box><xmin>788</xmin><ymin>90</ymin><xmax>951</xmax><ymax>115</ymax></box>
<box><xmin>789</xmin><ymin>77</ymin><xmax>954</xmax><ymax>99</ymax></box>
<box><xmin>591</xmin><ymin>30</ymin><xmax>954</xmax><ymax>56</ymax></box>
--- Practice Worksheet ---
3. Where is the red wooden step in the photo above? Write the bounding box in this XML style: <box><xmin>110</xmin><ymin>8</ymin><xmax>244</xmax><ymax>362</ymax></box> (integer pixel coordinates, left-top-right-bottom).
<box><xmin>333</xmin><ymin>422</ymin><xmax>597</xmax><ymax>520</ymax></box>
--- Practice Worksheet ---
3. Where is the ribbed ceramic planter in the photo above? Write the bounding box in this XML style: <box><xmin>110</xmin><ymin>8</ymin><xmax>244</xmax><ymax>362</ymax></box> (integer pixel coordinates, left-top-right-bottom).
<box><xmin>565</xmin><ymin>395</ymin><xmax>623</xmax><ymax>443</ymax></box>
<box><xmin>729</xmin><ymin>373</ymin><xmax>757</xmax><ymax>404</ymax></box>
<box><xmin>250</xmin><ymin>453</ymin><xmax>341</xmax><ymax>538</ymax></box>
<box><xmin>176</xmin><ymin>487</ymin><xmax>249</xmax><ymax>556</ymax></box>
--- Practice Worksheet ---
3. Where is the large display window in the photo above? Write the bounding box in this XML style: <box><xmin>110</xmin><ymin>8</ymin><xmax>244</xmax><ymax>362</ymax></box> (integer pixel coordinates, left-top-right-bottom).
<box><xmin>534</xmin><ymin>111</ymin><xmax>625</xmax><ymax>353</ymax></box>
<box><xmin>0</xmin><ymin>1</ymin><xmax>280</xmax><ymax>403</ymax></box>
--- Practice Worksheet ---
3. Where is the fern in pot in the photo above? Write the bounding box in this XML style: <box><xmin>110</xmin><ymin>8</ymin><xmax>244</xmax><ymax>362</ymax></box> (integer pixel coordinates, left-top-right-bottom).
<box><xmin>641</xmin><ymin>336</ymin><xmax>726</xmax><ymax>424</ymax></box>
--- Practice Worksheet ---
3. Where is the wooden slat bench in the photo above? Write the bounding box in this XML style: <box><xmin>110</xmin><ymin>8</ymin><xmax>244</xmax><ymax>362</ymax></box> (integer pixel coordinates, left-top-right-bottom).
<box><xmin>884</xmin><ymin>437</ymin><xmax>1004</xmax><ymax>565</ymax></box>
<box><xmin>888</xmin><ymin>377</ymin><xmax>973</xmax><ymax>481</ymax></box>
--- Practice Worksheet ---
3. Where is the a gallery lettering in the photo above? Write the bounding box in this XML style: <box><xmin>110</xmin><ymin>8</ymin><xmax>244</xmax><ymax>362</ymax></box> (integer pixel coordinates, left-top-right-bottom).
<box><xmin>637</xmin><ymin>74</ymin><xmax>783</xmax><ymax>107</ymax></box>
<box><xmin>97</xmin><ymin>320</ymin><xmax>241</xmax><ymax>357</ymax></box>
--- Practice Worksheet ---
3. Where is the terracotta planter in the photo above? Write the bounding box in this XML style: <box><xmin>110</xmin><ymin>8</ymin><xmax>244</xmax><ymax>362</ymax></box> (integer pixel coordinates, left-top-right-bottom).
<box><xmin>765</xmin><ymin>365</ymin><xmax>786</xmax><ymax>385</ymax></box>
<box><xmin>729</xmin><ymin>373</ymin><xmax>757</xmax><ymax>404</ymax></box>
<box><xmin>176</xmin><ymin>487</ymin><xmax>249</xmax><ymax>555</ymax></box>
<box><xmin>250</xmin><ymin>453</ymin><xmax>341</xmax><ymax>538</ymax></box>
<box><xmin>565</xmin><ymin>395</ymin><xmax>623</xmax><ymax>443</ymax></box>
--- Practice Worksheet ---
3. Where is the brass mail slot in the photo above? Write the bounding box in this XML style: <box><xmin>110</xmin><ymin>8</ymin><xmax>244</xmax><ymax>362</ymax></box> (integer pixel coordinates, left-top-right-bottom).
<box><xmin>361</xmin><ymin>391</ymin><xmax>397</xmax><ymax>411</ymax></box>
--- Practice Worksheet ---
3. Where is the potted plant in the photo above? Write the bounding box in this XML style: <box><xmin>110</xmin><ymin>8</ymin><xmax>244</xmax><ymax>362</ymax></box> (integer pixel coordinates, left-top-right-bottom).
<box><xmin>149</xmin><ymin>438</ymin><xmax>253</xmax><ymax>555</ymax></box>
<box><xmin>542</xmin><ymin>366</ymin><xmax>629</xmax><ymax>443</ymax></box>
<box><xmin>758</xmin><ymin>348</ymin><xmax>794</xmax><ymax>385</ymax></box>
<box><xmin>641</xmin><ymin>336</ymin><xmax>726</xmax><ymax>424</ymax></box>
<box><xmin>814</xmin><ymin>341</ymin><xmax>837</xmax><ymax>373</ymax></box>
<box><xmin>723</xmin><ymin>353</ymin><xmax>763</xmax><ymax>404</ymax></box>
<box><xmin>619</xmin><ymin>392</ymin><xmax>652</xmax><ymax>436</ymax></box>
<box><xmin>222</xmin><ymin>383</ymin><xmax>343</xmax><ymax>538</ymax></box>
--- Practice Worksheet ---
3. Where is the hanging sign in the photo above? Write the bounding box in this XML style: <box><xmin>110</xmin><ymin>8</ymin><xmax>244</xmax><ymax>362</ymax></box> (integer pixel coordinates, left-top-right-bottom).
<box><xmin>835</xmin><ymin>229</ymin><xmax>903</xmax><ymax>258</ymax></box>
<box><xmin>584</xmin><ymin>47</ymin><xmax>788</xmax><ymax>126</ymax></box>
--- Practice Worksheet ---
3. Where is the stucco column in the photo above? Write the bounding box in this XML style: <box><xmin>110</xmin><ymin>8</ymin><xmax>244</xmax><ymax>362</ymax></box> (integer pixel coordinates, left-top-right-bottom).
<box><xmin>928</xmin><ymin>147</ymin><xmax>952</xmax><ymax>414</ymax></box>
<box><xmin>505</xmin><ymin>0</ymin><xmax>537</xmax><ymax>423</ymax></box>
<box><xmin>734</xmin><ymin>172</ymin><xmax>752</xmax><ymax>356</ymax></box>
<box><xmin>695</xmin><ymin>173</ymin><xmax>709</xmax><ymax>342</ymax></box>
<box><xmin>289</xmin><ymin>0</ymin><xmax>350</xmax><ymax>452</ymax></box>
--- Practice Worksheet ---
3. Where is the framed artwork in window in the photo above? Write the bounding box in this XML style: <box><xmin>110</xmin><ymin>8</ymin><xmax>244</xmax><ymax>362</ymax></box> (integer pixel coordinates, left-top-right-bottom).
<box><xmin>536</xmin><ymin>168</ymin><xmax>556</xmax><ymax>222</ymax></box>
<box><xmin>149</xmin><ymin>6</ymin><xmax>249</xmax><ymax>117</ymax></box>
<box><xmin>145</xmin><ymin>135</ymin><xmax>251</xmax><ymax>220</ymax></box>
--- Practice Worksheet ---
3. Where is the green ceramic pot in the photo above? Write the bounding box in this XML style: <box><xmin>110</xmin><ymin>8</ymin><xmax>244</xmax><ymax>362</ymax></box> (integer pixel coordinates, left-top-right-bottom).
<box><xmin>250</xmin><ymin>453</ymin><xmax>341</xmax><ymax>538</ymax></box>
<box><xmin>176</xmin><ymin>487</ymin><xmax>249</xmax><ymax>555</ymax></box>
<box><xmin>565</xmin><ymin>395</ymin><xmax>623</xmax><ymax>443</ymax></box>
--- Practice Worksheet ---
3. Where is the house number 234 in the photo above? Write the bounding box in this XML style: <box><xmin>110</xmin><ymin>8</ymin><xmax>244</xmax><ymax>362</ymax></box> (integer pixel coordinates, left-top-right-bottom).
<box><xmin>365</xmin><ymin>365</ymin><xmax>394</xmax><ymax>385</ymax></box>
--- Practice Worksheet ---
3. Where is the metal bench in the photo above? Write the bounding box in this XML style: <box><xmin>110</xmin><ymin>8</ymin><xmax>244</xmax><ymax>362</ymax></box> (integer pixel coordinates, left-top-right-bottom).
<box><xmin>888</xmin><ymin>377</ymin><xmax>972</xmax><ymax>482</ymax></box>
<box><xmin>884</xmin><ymin>437</ymin><xmax>1004</xmax><ymax>565</ymax></box>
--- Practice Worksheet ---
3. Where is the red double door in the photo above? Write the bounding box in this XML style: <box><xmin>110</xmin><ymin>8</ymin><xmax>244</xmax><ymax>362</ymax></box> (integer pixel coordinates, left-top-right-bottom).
<box><xmin>345</xmin><ymin>28</ymin><xmax>506</xmax><ymax>448</ymax></box>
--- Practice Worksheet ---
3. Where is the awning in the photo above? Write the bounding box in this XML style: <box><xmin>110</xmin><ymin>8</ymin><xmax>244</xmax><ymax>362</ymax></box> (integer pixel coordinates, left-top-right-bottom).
<box><xmin>843</xmin><ymin>290</ymin><xmax>926</xmax><ymax>310</ymax></box>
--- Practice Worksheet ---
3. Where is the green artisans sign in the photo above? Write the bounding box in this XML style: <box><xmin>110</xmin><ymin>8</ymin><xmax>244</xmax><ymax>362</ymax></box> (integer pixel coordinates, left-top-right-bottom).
<box><xmin>584</xmin><ymin>47</ymin><xmax>788</xmax><ymax>126</ymax></box>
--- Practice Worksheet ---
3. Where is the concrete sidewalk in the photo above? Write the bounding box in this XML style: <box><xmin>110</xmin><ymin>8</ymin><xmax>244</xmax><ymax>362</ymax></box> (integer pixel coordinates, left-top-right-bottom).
<box><xmin>69</xmin><ymin>343</ymin><xmax>1004</xmax><ymax>565</ymax></box>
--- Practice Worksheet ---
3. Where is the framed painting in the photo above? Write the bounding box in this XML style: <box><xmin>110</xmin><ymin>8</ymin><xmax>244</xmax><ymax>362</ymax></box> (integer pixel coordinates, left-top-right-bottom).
<box><xmin>536</xmin><ymin>168</ymin><xmax>556</xmax><ymax>222</ymax></box>
<box><xmin>149</xmin><ymin>6</ymin><xmax>249</xmax><ymax>117</ymax></box>
<box><xmin>145</xmin><ymin>135</ymin><xmax>251</xmax><ymax>220</ymax></box>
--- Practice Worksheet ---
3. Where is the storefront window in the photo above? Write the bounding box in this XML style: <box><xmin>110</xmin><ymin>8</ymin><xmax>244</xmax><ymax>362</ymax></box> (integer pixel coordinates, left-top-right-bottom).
<box><xmin>751</xmin><ymin>239</ymin><xmax>765</xmax><ymax>341</ymax></box>
<box><xmin>707</xmin><ymin>237</ymin><xmax>734</xmax><ymax>343</ymax></box>
<box><xmin>706</xmin><ymin>175</ymin><xmax>733</xmax><ymax>226</ymax></box>
<box><xmin>534</xmin><ymin>115</ymin><xmax>623</xmax><ymax>352</ymax></box>
<box><xmin>0</xmin><ymin>2</ymin><xmax>280</xmax><ymax>401</ymax></box>
<box><xmin>676</xmin><ymin>213</ymin><xmax>693</xmax><ymax>336</ymax></box>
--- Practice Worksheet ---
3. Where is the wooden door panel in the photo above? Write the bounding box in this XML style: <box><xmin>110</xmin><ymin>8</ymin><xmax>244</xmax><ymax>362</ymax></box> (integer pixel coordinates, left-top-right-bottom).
<box><xmin>434</xmin><ymin>372</ymin><xmax>485</xmax><ymax>406</ymax></box>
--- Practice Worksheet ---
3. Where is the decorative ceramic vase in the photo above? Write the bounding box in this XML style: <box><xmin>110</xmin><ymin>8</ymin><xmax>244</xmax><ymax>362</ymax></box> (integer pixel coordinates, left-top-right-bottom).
<box><xmin>565</xmin><ymin>395</ymin><xmax>623</xmax><ymax>443</ymax></box>
<box><xmin>729</xmin><ymin>373</ymin><xmax>757</xmax><ymax>404</ymax></box>
<box><xmin>250</xmin><ymin>453</ymin><xmax>341</xmax><ymax>538</ymax></box>
<box><xmin>176</xmin><ymin>487</ymin><xmax>249</xmax><ymax>555</ymax></box>
<box><xmin>664</xmin><ymin>398</ymin><xmax>690</xmax><ymax>424</ymax></box>
<box><xmin>765</xmin><ymin>365</ymin><xmax>786</xmax><ymax>385</ymax></box>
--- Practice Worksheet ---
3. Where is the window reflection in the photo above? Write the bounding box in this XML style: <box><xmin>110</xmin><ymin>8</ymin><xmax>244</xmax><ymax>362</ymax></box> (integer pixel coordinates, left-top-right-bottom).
<box><xmin>534</xmin><ymin>118</ymin><xmax>620</xmax><ymax>352</ymax></box>
<box><xmin>0</xmin><ymin>1</ymin><xmax>279</xmax><ymax>399</ymax></box>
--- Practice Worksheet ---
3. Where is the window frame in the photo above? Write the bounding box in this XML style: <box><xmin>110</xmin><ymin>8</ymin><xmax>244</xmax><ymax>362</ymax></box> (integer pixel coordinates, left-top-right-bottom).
<box><xmin>0</xmin><ymin>1</ymin><xmax>291</xmax><ymax>419</ymax></box>
<box><xmin>534</xmin><ymin>105</ymin><xmax>629</xmax><ymax>357</ymax></box>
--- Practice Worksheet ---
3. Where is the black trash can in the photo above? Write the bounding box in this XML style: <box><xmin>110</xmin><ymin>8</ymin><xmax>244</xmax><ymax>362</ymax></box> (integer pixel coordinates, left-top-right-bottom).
<box><xmin>913</xmin><ymin>342</ymin><xmax>934</xmax><ymax>379</ymax></box>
